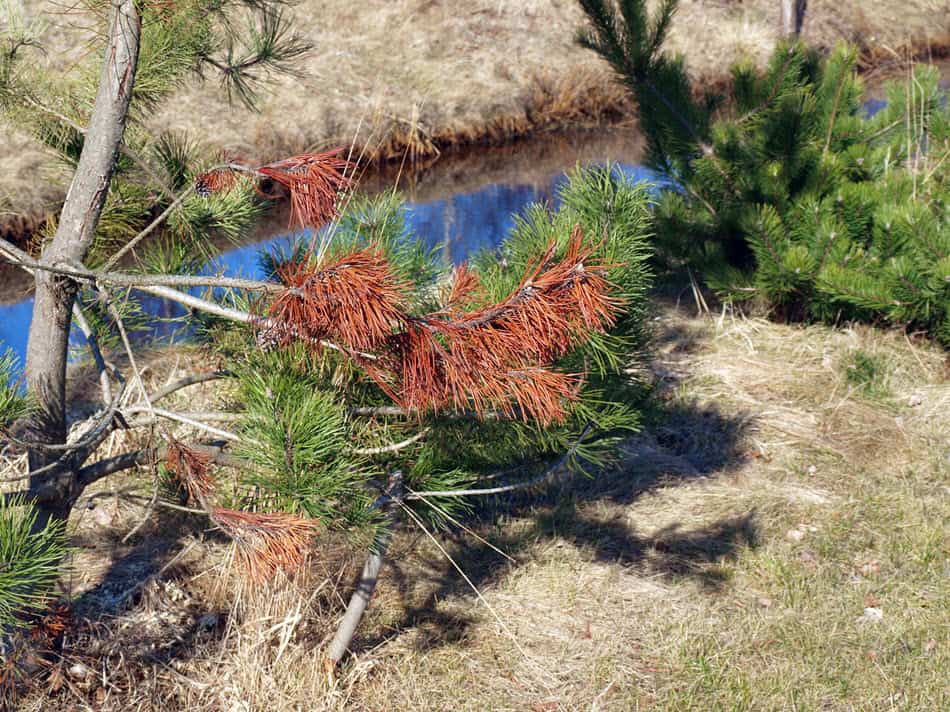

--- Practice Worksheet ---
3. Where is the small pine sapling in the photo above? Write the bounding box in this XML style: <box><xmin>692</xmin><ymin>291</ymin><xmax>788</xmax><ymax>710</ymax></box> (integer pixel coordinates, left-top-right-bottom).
<box><xmin>577</xmin><ymin>0</ymin><xmax>950</xmax><ymax>345</ymax></box>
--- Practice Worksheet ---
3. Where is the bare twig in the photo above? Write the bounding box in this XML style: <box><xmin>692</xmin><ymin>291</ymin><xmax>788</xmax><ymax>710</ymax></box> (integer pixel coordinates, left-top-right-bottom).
<box><xmin>114</xmin><ymin>537</ymin><xmax>204</xmax><ymax>607</ymax></box>
<box><xmin>122</xmin><ymin>473</ymin><xmax>160</xmax><ymax>544</ymax></box>
<box><xmin>103</xmin><ymin>184</ymin><xmax>196</xmax><ymax>269</ymax></box>
<box><xmin>124</xmin><ymin>410</ymin><xmax>243</xmax><ymax>425</ymax></box>
<box><xmin>397</xmin><ymin>502</ymin><xmax>538</xmax><ymax>671</ymax></box>
<box><xmin>404</xmin><ymin>426</ymin><xmax>590</xmax><ymax>499</ymax></box>
<box><xmin>411</xmin><ymin>493</ymin><xmax>516</xmax><ymax>563</ymax></box>
<box><xmin>121</xmin><ymin>407</ymin><xmax>244</xmax><ymax>442</ymax></box>
<box><xmin>352</xmin><ymin>427</ymin><xmax>430</xmax><ymax>456</ymax></box>
<box><xmin>71</xmin><ymin>302</ymin><xmax>115</xmax><ymax>404</ymax></box>
<box><xmin>0</xmin><ymin>244</ymin><xmax>281</xmax><ymax>292</ymax></box>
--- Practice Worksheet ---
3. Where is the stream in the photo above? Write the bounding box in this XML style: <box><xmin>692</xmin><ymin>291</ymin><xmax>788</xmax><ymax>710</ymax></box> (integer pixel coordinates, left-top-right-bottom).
<box><xmin>2</xmin><ymin>60</ymin><xmax>945</xmax><ymax>382</ymax></box>
<box><xmin>0</xmin><ymin>128</ymin><xmax>655</xmax><ymax>378</ymax></box>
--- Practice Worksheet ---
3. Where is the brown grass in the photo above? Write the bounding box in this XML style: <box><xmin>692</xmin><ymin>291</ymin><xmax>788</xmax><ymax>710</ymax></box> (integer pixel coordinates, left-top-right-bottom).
<box><xmin>7</xmin><ymin>297</ymin><xmax>949</xmax><ymax>710</ymax></box>
<box><xmin>3</xmin><ymin>0</ymin><xmax>949</xmax><ymax>239</ymax></box>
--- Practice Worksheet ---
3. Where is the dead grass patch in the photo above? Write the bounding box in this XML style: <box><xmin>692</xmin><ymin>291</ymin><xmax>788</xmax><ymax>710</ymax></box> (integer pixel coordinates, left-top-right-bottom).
<box><xmin>10</xmin><ymin>294</ymin><xmax>947</xmax><ymax>710</ymax></box>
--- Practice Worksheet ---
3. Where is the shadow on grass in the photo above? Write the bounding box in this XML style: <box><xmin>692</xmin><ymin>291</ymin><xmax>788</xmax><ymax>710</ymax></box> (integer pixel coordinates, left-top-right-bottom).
<box><xmin>351</xmin><ymin>395</ymin><xmax>756</xmax><ymax>655</ymax></box>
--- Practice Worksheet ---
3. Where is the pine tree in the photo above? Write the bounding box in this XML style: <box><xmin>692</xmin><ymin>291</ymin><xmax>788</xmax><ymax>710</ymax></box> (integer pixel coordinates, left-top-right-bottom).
<box><xmin>577</xmin><ymin>0</ymin><xmax>950</xmax><ymax>345</ymax></box>
<box><xmin>0</xmin><ymin>1</ymin><xmax>655</xmax><ymax>678</ymax></box>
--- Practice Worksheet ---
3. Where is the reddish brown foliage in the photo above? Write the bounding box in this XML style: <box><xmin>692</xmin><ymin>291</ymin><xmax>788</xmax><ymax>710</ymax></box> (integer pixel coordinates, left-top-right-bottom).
<box><xmin>165</xmin><ymin>441</ymin><xmax>214</xmax><ymax>503</ymax></box>
<box><xmin>442</xmin><ymin>264</ymin><xmax>484</xmax><ymax>313</ymax></box>
<box><xmin>28</xmin><ymin>602</ymin><xmax>70</xmax><ymax>648</ymax></box>
<box><xmin>265</xmin><ymin>225</ymin><xmax>621</xmax><ymax>425</ymax></box>
<box><xmin>194</xmin><ymin>149</ymin><xmax>354</xmax><ymax>229</ymax></box>
<box><xmin>211</xmin><ymin>508</ymin><xmax>321</xmax><ymax>583</ymax></box>
<box><xmin>194</xmin><ymin>168</ymin><xmax>238</xmax><ymax>197</ymax></box>
<box><xmin>267</xmin><ymin>247</ymin><xmax>407</xmax><ymax>351</ymax></box>
<box><xmin>385</xmin><ymin>226</ymin><xmax>620</xmax><ymax>424</ymax></box>
<box><xmin>257</xmin><ymin>149</ymin><xmax>354</xmax><ymax>229</ymax></box>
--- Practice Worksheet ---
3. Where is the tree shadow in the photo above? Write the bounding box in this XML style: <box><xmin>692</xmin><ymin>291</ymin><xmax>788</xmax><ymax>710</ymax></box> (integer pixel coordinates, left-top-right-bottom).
<box><xmin>351</xmin><ymin>393</ymin><xmax>756</xmax><ymax>655</ymax></box>
<box><xmin>66</xmin><ymin>505</ymin><xmax>215</xmax><ymax>619</ymax></box>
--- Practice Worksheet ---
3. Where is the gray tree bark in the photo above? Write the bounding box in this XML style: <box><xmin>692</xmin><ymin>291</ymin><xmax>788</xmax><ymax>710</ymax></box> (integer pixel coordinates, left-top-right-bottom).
<box><xmin>780</xmin><ymin>0</ymin><xmax>808</xmax><ymax>38</ymax></box>
<box><xmin>326</xmin><ymin>522</ymin><xmax>395</xmax><ymax>664</ymax></box>
<box><xmin>327</xmin><ymin>472</ymin><xmax>403</xmax><ymax>665</ymax></box>
<box><xmin>24</xmin><ymin>0</ymin><xmax>141</xmax><ymax>526</ymax></box>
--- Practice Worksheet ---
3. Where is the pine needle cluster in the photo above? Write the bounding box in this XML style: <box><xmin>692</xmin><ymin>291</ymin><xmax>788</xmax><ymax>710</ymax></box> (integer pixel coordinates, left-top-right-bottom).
<box><xmin>0</xmin><ymin>496</ymin><xmax>67</xmax><ymax>630</ymax></box>
<box><xmin>578</xmin><ymin>0</ymin><xmax>950</xmax><ymax>344</ymax></box>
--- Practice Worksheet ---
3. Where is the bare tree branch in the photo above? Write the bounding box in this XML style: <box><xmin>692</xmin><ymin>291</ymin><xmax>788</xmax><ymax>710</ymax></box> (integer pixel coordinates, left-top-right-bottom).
<box><xmin>76</xmin><ymin>443</ymin><xmax>245</xmax><ymax>489</ymax></box>
<box><xmin>352</xmin><ymin>427</ymin><xmax>430</xmax><ymax>456</ymax></box>
<box><xmin>103</xmin><ymin>184</ymin><xmax>195</xmax><ymax>268</ymax></box>
<box><xmin>71</xmin><ymin>301</ymin><xmax>117</xmax><ymax>405</ymax></box>
<box><xmin>123</xmin><ymin>408</ymin><xmax>244</xmax><ymax>428</ymax></box>
<box><xmin>149</xmin><ymin>370</ymin><xmax>232</xmax><ymax>404</ymax></box>
<box><xmin>0</xmin><ymin>239</ymin><xmax>282</xmax><ymax>292</ymax></box>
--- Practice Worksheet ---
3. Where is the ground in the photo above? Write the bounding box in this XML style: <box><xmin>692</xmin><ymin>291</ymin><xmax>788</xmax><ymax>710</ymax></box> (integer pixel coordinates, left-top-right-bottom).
<box><xmin>3</xmin><ymin>0</ymin><xmax>949</xmax><ymax>239</ymax></box>
<box><xmin>11</xmin><ymin>297</ymin><xmax>949</xmax><ymax>711</ymax></box>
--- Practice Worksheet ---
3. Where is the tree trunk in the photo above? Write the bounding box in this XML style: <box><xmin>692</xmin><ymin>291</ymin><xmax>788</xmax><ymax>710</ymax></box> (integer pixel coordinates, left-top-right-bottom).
<box><xmin>326</xmin><ymin>519</ymin><xmax>395</xmax><ymax>664</ymax></box>
<box><xmin>24</xmin><ymin>0</ymin><xmax>141</xmax><ymax>527</ymax></box>
<box><xmin>327</xmin><ymin>471</ymin><xmax>403</xmax><ymax>665</ymax></box>
<box><xmin>779</xmin><ymin>0</ymin><xmax>807</xmax><ymax>38</ymax></box>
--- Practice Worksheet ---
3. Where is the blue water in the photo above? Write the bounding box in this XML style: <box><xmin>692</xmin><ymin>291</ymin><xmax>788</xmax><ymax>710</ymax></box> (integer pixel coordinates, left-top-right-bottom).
<box><xmin>0</xmin><ymin>162</ymin><xmax>662</xmax><ymax>380</ymax></box>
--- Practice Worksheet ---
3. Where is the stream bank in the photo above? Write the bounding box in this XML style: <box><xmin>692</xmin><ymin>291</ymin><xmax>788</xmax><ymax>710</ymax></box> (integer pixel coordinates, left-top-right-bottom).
<box><xmin>3</xmin><ymin>1</ymin><xmax>948</xmax><ymax>243</ymax></box>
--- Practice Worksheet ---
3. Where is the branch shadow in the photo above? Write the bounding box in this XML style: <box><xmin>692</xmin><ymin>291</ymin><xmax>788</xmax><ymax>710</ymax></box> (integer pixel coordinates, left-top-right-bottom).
<box><xmin>351</xmin><ymin>393</ymin><xmax>757</xmax><ymax>655</ymax></box>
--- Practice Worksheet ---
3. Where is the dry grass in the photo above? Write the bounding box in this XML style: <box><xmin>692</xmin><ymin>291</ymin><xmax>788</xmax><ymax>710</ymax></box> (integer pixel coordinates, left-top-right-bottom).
<box><xmin>3</xmin><ymin>0</ymin><xmax>949</xmax><ymax>238</ymax></box>
<box><xmin>8</xmin><ymin>298</ymin><xmax>949</xmax><ymax>710</ymax></box>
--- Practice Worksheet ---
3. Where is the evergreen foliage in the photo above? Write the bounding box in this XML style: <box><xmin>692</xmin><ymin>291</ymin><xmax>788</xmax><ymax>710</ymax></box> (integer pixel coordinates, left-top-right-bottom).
<box><xmin>0</xmin><ymin>350</ymin><xmax>30</xmax><ymax>428</ymax></box>
<box><xmin>0</xmin><ymin>496</ymin><xmax>67</xmax><ymax>629</ymax></box>
<box><xmin>577</xmin><ymin>0</ymin><xmax>950</xmax><ymax>344</ymax></box>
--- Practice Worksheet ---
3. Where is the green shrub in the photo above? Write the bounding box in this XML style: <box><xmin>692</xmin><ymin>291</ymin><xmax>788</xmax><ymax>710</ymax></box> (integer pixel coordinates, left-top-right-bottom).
<box><xmin>577</xmin><ymin>0</ymin><xmax>950</xmax><ymax>344</ymax></box>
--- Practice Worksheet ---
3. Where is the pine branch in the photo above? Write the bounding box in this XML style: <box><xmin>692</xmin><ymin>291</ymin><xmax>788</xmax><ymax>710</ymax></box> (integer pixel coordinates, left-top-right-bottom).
<box><xmin>75</xmin><ymin>443</ymin><xmax>244</xmax><ymax>489</ymax></box>
<box><xmin>0</xmin><ymin>236</ymin><xmax>282</xmax><ymax>292</ymax></box>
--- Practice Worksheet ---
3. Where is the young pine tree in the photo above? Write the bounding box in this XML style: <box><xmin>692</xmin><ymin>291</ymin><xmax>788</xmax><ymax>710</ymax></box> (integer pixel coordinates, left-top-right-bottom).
<box><xmin>577</xmin><ymin>0</ymin><xmax>950</xmax><ymax>345</ymax></box>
